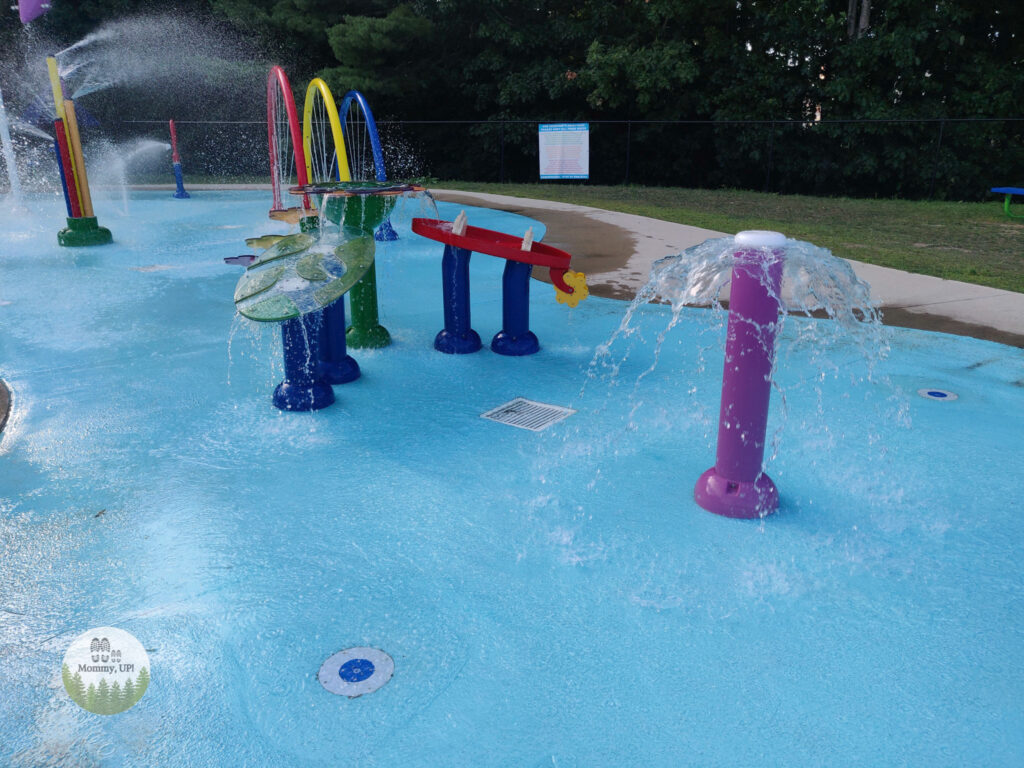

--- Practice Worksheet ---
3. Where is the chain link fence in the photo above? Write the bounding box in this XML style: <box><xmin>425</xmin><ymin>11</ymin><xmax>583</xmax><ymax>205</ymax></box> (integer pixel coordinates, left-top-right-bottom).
<box><xmin>118</xmin><ymin>117</ymin><xmax>1023</xmax><ymax>201</ymax></box>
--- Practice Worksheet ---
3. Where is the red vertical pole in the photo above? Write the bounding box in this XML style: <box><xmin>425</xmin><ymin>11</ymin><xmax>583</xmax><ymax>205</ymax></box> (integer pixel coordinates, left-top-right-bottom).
<box><xmin>169</xmin><ymin>119</ymin><xmax>181</xmax><ymax>164</ymax></box>
<box><xmin>54</xmin><ymin>118</ymin><xmax>82</xmax><ymax>218</ymax></box>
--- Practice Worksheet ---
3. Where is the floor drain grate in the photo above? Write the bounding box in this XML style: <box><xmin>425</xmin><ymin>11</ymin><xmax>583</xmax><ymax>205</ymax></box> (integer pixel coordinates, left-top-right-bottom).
<box><xmin>481</xmin><ymin>397</ymin><xmax>576</xmax><ymax>431</ymax></box>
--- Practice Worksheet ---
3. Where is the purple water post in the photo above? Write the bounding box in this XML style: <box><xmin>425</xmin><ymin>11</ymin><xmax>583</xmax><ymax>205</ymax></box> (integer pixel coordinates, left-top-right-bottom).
<box><xmin>694</xmin><ymin>231</ymin><xmax>786</xmax><ymax>519</ymax></box>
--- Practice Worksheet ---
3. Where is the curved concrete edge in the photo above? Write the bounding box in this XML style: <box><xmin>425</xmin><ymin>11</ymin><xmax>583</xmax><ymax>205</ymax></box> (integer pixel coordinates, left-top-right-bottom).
<box><xmin>432</xmin><ymin>189</ymin><xmax>1024</xmax><ymax>349</ymax></box>
<box><xmin>0</xmin><ymin>378</ymin><xmax>10</xmax><ymax>435</ymax></box>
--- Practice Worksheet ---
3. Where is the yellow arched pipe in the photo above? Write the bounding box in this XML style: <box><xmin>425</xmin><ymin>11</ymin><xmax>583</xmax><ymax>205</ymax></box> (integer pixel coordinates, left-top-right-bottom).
<box><xmin>302</xmin><ymin>78</ymin><xmax>350</xmax><ymax>184</ymax></box>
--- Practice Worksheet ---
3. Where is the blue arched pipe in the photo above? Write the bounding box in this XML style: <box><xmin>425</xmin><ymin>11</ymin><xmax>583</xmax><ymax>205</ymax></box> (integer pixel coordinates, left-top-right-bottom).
<box><xmin>339</xmin><ymin>90</ymin><xmax>398</xmax><ymax>242</ymax></box>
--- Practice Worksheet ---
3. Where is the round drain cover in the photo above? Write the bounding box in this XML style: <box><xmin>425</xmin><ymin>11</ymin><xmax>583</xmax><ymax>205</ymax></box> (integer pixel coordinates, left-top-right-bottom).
<box><xmin>318</xmin><ymin>647</ymin><xmax>393</xmax><ymax>697</ymax></box>
<box><xmin>918</xmin><ymin>388</ymin><xmax>958</xmax><ymax>401</ymax></box>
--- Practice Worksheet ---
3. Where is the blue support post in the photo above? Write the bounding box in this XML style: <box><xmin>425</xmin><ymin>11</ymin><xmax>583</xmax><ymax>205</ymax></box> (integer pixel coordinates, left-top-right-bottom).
<box><xmin>491</xmin><ymin>260</ymin><xmax>540</xmax><ymax>356</ymax></box>
<box><xmin>172</xmin><ymin>162</ymin><xmax>190</xmax><ymax>199</ymax></box>
<box><xmin>272</xmin><ymin>312</ymin><xmax>335</xmax><ymax>412</ymax></box>
<box><xmin>319</xmin><ymin>300</ymin><xmax>360</xmax><ymax>384</ymax></box>
<box><xmin>374</xmin><ymin>219</ymin><xmax>399</xmax><ymax>241</ymax></box>
<box><xmin>53</xmin><ymin>138</ymin><xmax>74</xmax><ymax>216</ymax></box>
<box><xmin>434</xmin><ymin>244</ymin><xmax>481</xmax><ymax>354</ymax></box>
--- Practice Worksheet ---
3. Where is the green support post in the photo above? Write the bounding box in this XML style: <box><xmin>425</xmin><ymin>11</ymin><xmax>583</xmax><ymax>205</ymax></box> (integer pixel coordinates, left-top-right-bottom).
<box><xmin>347</xmin><ymin>263</ymin><xmax>391</xmax><ymax>348</ymax></box>
<box><xmin>321</xmin><ymin>191</ymin><xmax>392</xmax><ymax>349</ymax></box>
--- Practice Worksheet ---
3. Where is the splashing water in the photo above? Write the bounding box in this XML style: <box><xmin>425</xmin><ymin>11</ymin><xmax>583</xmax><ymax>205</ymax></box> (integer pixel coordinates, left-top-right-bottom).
<box><xmin>54</xmin><ymin>28</ymin><xmax>117</xmax><ymax>60</ymax></box>
<box><xmin>595</xmin><ymin>235</ymin><xmax>888</xmax><ymax>381</ymax></box>
<box><xmin>8</xmin><ymin>119</ymin><xmax>52</xmax><ymax>142</ymax></box>
<box><xmin>0</xmin><ymin>87</ymin><xmax>23</xmax><ymax>206</ymax></box>
<box><xmin>50</xmin><ymin>14</ymin><xmax>266</xmax><ymax>100</ymax></box>
<box><xmin>123</xmin><ymin>139</ymin><xmax>172</xmax><ymax>165</ymax></box>
<box><xmin>573</xmin><ymin>235</ymin><xmax>905</xmax><ymax>505</ymax></box>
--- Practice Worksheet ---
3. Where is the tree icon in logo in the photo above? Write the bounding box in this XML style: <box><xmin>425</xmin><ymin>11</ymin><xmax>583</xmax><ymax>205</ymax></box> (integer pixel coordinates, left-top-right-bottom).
<box><xmin>63</xmin><ymin>627</ymin><xmax>151</xmax><ymax>715</ymax></box>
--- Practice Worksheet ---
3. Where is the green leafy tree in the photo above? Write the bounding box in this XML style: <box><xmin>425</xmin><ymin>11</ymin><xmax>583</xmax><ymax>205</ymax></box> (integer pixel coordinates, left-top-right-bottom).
<box><xmin>85</xmin><ymin>683</ymin><xmax>97</xmax><ymax>713</ymax></box>
<box><xmin>4</xmin><ymin>0</ymin><xmax>1019</xmax><ymax>196</ymax></box>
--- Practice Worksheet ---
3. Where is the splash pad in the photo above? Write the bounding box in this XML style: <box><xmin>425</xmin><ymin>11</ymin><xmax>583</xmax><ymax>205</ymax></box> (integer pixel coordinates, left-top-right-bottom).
<box><xmin>1</xmin><ymin>21</ymin><xmax>1022</xmax><ymax>763</ymax></box>
<box><xmin>2</xmin><ymin>189</ymin><xmax>1023</xmax><ymax>766</ymax></box>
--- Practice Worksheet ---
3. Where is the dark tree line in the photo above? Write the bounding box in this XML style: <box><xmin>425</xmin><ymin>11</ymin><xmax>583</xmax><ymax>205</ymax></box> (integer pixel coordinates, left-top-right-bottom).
<box><xmin>3</xmin><ymin>0</ymin><xmax>1022</xmax><ymax>198</ymax></box>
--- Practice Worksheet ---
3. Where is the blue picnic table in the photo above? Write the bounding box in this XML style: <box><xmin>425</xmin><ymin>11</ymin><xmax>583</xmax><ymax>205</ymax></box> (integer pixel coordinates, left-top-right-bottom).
<box><xmin>991</xmin><ymin>187</ymin><xmax>1024</xmax><ymax>218</ymax></box>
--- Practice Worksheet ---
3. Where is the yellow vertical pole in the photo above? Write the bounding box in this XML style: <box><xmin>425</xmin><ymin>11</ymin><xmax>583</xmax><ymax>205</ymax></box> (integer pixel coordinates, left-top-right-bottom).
<box><xmin>47</xmin><ymin>56</ymin><xmax>84</xmax><ymax>214</ymax></box>
<box><xmin>63</xmin><ymin>100</ymin><xmax>94</xmax><ymax>218</ymax></box>
<box><xmin>46</xmin><ymin>56</ymin><xmax>65</xmax><ymax>121</ymax></box>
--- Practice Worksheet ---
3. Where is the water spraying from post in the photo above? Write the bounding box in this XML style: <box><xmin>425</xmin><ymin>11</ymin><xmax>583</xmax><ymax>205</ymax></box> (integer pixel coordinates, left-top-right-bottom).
<box><xmin>0</xmin><ymin>88</ymin><xmax>23</xmax><ymax>207</ymax></box>
<box><xmin>46</xmin><ymin>55</ymin><xmax>112</xmax><ymax>246</ymax></box>
<box><xmin>694</xmin><ymin>231</ymin><xmax>786</xmax><ymax>519</ymax></box>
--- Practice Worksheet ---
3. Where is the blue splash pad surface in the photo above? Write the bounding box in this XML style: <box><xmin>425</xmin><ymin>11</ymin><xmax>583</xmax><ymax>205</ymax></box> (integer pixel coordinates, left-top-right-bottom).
<box><xmin>1</xmin><ymin>191</ymin><xmax>1023</xmax><ymax>766</ymax></box>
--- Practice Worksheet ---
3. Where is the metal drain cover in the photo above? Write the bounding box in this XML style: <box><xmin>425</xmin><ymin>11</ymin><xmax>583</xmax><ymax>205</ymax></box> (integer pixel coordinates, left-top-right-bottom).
<box><xmin>318</xmin><ymin>647</ymin><xmax>393</xmax><ymax>698</ymax></box>
<box><xmin>481</xmin><ymin>397</ymin><xmax>576</xmax><ymax>431</ymax></box>
<box><xmin>918</xmin><ymin>388</ymin><xmax>958</xmax><ymax>401</ymax></box>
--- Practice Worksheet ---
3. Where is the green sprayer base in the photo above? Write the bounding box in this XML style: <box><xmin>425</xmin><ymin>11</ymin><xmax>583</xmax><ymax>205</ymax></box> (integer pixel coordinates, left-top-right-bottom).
<box><xmin>346</xmin><ymin>324</ymin><xmax>392</xmax><ymax>349</ymax></box>
<box><xmin>58</xmin><ymin>217</ymin><xmax>113</xmax><ymax>247</ymax></box>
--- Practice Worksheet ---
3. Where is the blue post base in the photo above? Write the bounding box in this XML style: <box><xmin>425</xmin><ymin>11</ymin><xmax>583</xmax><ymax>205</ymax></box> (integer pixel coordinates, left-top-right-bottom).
<box><xmin>374</xmin><ymin>218</ymin><xmax>399</xmax><ymax>241</ymax></box>
<box><xmin>320</xmin><ymin>301</ymin><xmax>360</xmax><ymax>384</ymax></box>
<box><xmin>435</xmin><ymin>244</ymin><xmax>480</xmax><ymax>354</ymax></box>
<box><xmin>491</xmin><ymin>260</ymin><xmax>539</xmax><ymax>356</ymax></box>
<box><xmin>172</xmin><ymin>162</ymin><xmax>190</xmax><ymax>199</ymax></box>
<box><xmin>434</xmin><ymin>328</ymin><xmax>482</xmax><ymax>354</ymax></box>
<box><xmin>491</xmin><ymin>329</ymin><xmax>539</xmax><ymax>356</ymax></box>
<box><xmin>319</xmin><ymin>357</ymin><xmax>361</xmax><ymax>385</ymax></box>
<box><xmin>273</xmin><ymin>379</ymin><xmax>334</xmax><ymax>411</ymax></box>
<box><xmin>273</xmin><ymin>314</ymin><xmax>335</xmax><ymax>411</ymax></box>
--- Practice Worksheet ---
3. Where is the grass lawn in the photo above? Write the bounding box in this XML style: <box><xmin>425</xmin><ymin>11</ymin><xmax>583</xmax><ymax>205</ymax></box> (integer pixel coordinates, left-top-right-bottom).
<box><xmin>444</xmin><ymin>183</ymin><xmax>1024</xmax><ymax>294</ymax></box>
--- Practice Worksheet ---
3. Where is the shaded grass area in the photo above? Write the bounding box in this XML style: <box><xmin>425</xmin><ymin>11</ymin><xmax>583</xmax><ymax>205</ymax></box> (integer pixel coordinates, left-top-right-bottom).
<box><xmin>446</xmin><ymin>183</ymin><xmax>1024</xmax><ymax>294</ymax></box>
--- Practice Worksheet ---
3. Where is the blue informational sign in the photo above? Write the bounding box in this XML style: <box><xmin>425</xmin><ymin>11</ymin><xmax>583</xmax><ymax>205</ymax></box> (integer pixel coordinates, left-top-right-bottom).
<box><xmin>539</xmin><ymin>123</ymin><xmax>589</xmax><ymax>180</ymax></box>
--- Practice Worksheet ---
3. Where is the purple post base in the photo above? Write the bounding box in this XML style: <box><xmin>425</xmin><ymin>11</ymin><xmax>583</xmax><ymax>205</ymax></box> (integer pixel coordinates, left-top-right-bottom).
<box><xmin>694</xmin><ymin>469</ymin><xmax>779</xmax><ymax>520</ymax></box>
<box><xmin>694</xmin><ymin>230</ymin><xmax>786</xmax><ymax>519</ymax></box>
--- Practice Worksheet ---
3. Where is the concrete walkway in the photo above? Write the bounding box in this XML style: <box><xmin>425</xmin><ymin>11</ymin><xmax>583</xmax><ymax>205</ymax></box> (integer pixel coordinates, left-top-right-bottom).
<box><xmin>433</xmin><ymin>190</ymin><xmax>1024</xmax><ymax>348</ymax></box>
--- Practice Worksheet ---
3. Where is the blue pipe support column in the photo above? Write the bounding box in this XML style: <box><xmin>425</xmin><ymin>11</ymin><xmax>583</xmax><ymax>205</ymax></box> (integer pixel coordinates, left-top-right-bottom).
<box><xmin>294</xmin><ymin>214</ymin><xmax>358</xmax><ymax>382</ymax></box>
<box><xmin>272</xmin><ymin>312</ymin><xmax>335</xmax><ymax>412</ymax></box>
<box><xmin>172</xmin><ymin>162</ymin><xmax>190</xmax><ymax>199</ymax></box>
<box><xmin>434</xmin><ymin>244</ymin><xmax>481</xmax><ymax>354</ymax></box>
<box><xmin>374</xmin><ymin>219</ymin><xmax>399</xmax><ymax>241</ymax></box>
<box><xmin>491</xmin><ymin>260</ymin><xmax>540</xmax><ymax>356</ymax></box>
<box><xmin>319</xmin><ymin>300</ymin><xmax>360</xmax><ymax>384</ymax></box>
<box><xmin>53</xmin><ymin>139</ymin><xmax>74</xmax><ymax>216</ymax></box>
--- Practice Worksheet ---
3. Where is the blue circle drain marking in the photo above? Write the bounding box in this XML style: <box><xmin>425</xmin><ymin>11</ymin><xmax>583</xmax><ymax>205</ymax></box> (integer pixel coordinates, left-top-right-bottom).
<box><xmin>338</xmin><ymin>658</ymin><xmax>375</xmax><ymax>683</ymax></box>
<box><xmin>918</xmin><ymin>388</ymin><xmax>958</xmax><ymax>401</ymax></box>
<box><xmin>318</xmin><ymin>647</ymin><xmax>394</xmax><ymax>698</ymax></box>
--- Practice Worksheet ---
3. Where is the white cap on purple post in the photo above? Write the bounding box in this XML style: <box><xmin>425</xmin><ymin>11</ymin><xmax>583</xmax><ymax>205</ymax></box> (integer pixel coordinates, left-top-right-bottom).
<box><xmin>735</xmin><ymin>230</ymin><xmax>786</xmax><ymax>248</ymax></box>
